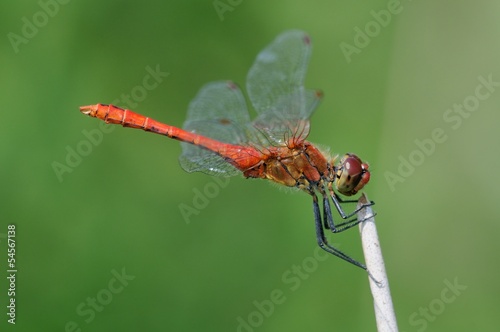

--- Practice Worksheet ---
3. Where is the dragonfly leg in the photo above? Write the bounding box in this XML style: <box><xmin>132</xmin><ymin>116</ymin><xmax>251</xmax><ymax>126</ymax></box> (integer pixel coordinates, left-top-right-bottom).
<box><xmin>318</xmin><ymin>184</ymin><xmax>371</xmax><ymax>231</ymax></box>
<box><xmin>322</xmin><ymin>194</ymin><xmax>365</xmax><ymax>233</ymax></box>
<box><xmin>329</xmin><ymin>188</ymin><xmax>375</xmax><ymax>220</ymax></box>
<box><xmin>312</xmin><ymin>194</ymin><xmax>366</xmax><ymax>271</ymax></box>
<box><xmin>323</xmin><ymin>193</ymin><xmax>378</xmax><ymax>233</ymax></box>
<box><xmin>336</xmin><ymin>194</ymin><xmax>375</xmax><ymax>205</ymax></box>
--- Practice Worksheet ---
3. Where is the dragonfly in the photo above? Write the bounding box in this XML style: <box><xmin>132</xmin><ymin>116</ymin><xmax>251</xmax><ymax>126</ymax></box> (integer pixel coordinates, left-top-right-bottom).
<box><xmin>80</xmin><ymin>30</ymin><xmax>374</xmax><ymax>271</ymax></box>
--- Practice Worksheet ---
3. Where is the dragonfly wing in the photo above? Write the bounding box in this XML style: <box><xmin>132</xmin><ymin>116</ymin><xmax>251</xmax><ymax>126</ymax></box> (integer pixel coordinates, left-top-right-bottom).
<box><xmin>305</xmin><ymin>89</ymin><xmax>323</xmax><ymax>116</ymax></box>
<box><xmin>179</xmin><ymin>148</ymin><xmax>241</xmax><ymax>176</ymax></box>
<box><xmin>251</xmin><ymin>88</ymin><xmax>323</xmax><ymax>146</ymax></box>
<box><xmin>179</xmin><ymin>81</ymin><xmax>250</xmax><ymax>176</ymax></box>
<box><xmin>247</xmin><ymin>30</ymin><xmax>321</xmax><ymax>145</ymax></box>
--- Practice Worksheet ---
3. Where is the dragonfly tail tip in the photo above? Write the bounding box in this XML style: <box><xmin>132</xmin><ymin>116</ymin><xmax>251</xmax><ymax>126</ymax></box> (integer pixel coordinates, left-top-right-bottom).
<box><xmin>79</xmin><ymin>105</ymin><xmax>96</xmax><ymax>115</ymax></box>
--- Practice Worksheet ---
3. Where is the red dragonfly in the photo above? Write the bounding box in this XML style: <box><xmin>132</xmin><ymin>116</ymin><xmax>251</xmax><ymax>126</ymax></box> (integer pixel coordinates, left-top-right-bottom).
<box><xmin>80</xmin><ymin>30</ymin><xmax>373</xmax><ymax>271</ymax></box>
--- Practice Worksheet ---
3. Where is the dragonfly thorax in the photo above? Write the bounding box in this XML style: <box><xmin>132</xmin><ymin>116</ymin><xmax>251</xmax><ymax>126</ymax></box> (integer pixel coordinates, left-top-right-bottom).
<box><xmin>242</xmin><ymin>144</ymin><xmax>369</xmax><ymax>198</ymax></box>
<box><xmin>242</xmin><ymin>142</ymin><xmax>329</xmax><ymax>191</ymax></box>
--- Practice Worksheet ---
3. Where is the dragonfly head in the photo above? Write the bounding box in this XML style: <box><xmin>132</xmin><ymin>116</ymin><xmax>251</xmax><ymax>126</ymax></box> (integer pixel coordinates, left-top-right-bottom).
<box><xmin>334</xmin><ymin>154</ymin><xmax>370</xmax><ymax>196</ymax></box>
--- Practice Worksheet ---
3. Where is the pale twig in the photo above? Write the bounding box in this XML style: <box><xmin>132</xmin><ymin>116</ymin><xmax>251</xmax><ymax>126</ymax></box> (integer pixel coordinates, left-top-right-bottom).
<box><xmin>358</xmin><ymin>193</ymin><xmax>398</xmax><ymax>332</ymax></box>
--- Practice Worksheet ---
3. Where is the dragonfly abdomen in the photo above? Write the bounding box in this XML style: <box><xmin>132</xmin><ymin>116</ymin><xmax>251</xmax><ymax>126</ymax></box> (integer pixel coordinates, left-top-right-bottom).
<box><xmin>80</xmin><ymin>104</ymin><xmax>265</xmax><ymax>172</ymax></box>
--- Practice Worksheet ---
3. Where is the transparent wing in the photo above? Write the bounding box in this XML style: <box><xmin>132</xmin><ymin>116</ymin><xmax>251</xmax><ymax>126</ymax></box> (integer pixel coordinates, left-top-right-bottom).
<box><xmin>179</xmin><ymin>31</ymin><xmax>323</xmax><ymax>175</ymax></box>
<box><xmin>251</xmin><ymin>89</ymin><xmax>323</xmax><ymax>145</ymax></box>
<box><xmin>246</xmin><ymin>30</ymin><xmax>321</xmax><ymax>145</ymax></box>
<box><xmin>179</xmin><ymin>81</ymin><xmax>250</xmax><ymax>176</ymax></box>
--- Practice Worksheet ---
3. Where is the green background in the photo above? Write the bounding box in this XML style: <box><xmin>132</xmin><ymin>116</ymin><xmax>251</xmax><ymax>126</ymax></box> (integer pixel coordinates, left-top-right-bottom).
<box><xmin>1</xmin><ymin>0</ymin><xmax>500</xmax><ymax>331</ymax></box>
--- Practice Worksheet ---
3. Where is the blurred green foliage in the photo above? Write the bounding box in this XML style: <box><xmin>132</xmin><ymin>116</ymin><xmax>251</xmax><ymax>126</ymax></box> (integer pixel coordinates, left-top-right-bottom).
<box><xmin>1</xmin><ymin>0</ymin><xmax>500</xmax><ymax>331</ymax></box>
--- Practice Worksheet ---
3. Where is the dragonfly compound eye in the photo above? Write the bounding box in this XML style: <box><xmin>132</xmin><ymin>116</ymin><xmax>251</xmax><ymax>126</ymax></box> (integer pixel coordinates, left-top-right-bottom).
<box><xmin>335</xmin><ymin>154</ymin><xmax>370</xmax><ymax>196</ymax></box>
